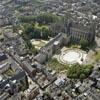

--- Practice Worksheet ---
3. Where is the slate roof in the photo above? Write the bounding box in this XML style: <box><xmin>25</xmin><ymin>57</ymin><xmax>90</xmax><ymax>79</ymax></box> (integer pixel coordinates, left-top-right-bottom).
<box><xmin>0</xmin><ymin>53</ymin><xmax>7</xmax><ymax>62</ymax></box>
<box><xmin>0</xmin><ymin>71</ymin><xmax>26</xmax><ymax>90</ymax></box>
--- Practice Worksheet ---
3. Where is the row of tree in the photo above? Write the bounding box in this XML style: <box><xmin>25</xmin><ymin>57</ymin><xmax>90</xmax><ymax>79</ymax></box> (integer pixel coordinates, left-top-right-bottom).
<box><xmin>19</xmin><ymin>13</ymin><xmax>61</xmax><ymax>25</ymax></box>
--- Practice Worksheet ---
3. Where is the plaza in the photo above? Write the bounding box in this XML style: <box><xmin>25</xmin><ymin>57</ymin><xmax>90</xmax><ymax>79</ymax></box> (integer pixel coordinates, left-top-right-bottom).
<box><xmin>59</xmin><ymin>48</ymin><xmax>87</xmax><ymax>64</ymax></box>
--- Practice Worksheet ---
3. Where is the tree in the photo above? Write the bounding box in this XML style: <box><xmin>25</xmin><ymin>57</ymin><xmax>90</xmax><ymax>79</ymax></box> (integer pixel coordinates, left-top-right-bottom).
<box><xmin>30</xmin><ymin>46</ymin><xmax>37</xmax><ymax>54</ymax></box>
<box><xmin>41</xmin><ymin>26</ymin><xmax>51</xmax><ymax>39</ymax></box>
<box><xmin>80</xmin><ymin>38</ymin><xmax>89</xmax><ymax>49</ymax></box>
<box><xmin>34</xmin><ymin>26</ymin><xmax>41</xmax><ymax>38</ymax></box>
<box><xmin>79</xmin><ymin>74</ymin><xmax>86</xmax><ymax>80</ymax></box>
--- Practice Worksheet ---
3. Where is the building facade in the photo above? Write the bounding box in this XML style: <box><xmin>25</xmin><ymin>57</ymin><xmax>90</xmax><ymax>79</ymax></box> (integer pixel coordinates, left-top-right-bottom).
<box><xmin>34</xmin><ymin>33</ymin><xmax>70</xmax><ymax>64</ymax></box>
<box><xmin>66</xmin><ymin>21</ymin><xmax>95</xmax><ymax>43</ymax></box>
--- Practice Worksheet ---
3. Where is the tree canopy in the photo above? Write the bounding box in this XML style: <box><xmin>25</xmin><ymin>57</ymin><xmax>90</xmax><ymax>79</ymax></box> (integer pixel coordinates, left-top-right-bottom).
<box><xmin>80</xmin><ymin>38</ymin><xmax>89</xmax><ymax>49</ymax></box>
<box><xmin>21</xmin><ymin>22</ymin><xmax>53</xmax><ymax>40</ymax></box>
<box><xmin>19</xmin><ymin>13</ymin><xmax>61</xmax><ymax>25</ymax></box>
<box><xmin>67</xmin><ymin>64</ymin><xmax>93</xmax><ymax>80</ymax></box>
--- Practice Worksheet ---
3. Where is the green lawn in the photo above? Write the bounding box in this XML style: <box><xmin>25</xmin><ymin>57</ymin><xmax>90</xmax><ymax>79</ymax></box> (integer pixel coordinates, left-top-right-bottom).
<box><xmin>47</xmin><ymin>58</ymin><xmax>68</xmax><ymax>73</ymax></box>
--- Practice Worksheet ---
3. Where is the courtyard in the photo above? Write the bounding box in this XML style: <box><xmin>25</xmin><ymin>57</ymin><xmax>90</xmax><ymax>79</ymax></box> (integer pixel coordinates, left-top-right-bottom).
<box><xmin>59</xmin><ymin>48</ymin><xmax>87</xmax><ymax>64</ymax></box>
<box><xmin>47</xmin><ymin>47</ymin><xmax>88</xmax><ymax>73</ymax></box>
<box><xmin>30</xmin><ymin>39</ymin><xmax>48</xmax><ymax>49</ymax></box>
